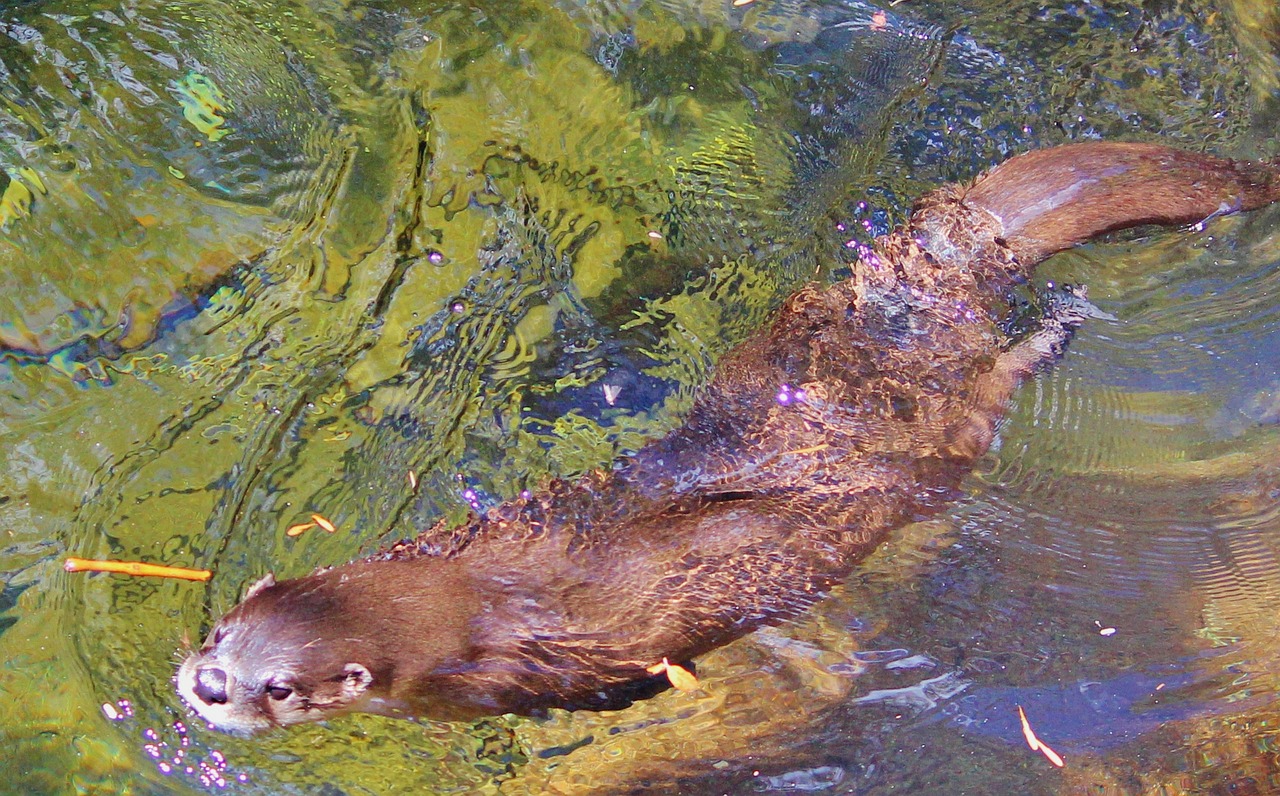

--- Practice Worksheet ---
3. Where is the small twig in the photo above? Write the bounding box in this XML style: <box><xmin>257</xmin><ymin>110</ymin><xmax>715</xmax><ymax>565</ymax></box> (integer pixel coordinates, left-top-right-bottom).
<box><xmin>1017</xmin><ymin>705</ymin><xmax>1065</xmax><ymax>767</ymax></box>
<box><xmin>64</xmin><ymin>557</ymin><xmax>211</xmax><ymax>582</ymax></box>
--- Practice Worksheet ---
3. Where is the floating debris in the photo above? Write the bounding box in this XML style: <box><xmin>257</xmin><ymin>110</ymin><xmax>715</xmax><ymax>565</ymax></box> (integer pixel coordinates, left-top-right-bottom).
<box><xmin>646</xmin><ymin>657</ymin><xmax>699</xmax><ymax>692</ymax></box>
<box><xmin>64</xmin><ymin>558</ymin><xmax>211</xmax><ymax>582</ymax></box>
<box><xmin>1017</xmin><ymin>705</ymin><xmax>1065</xmax><ymax>767</ymax></box>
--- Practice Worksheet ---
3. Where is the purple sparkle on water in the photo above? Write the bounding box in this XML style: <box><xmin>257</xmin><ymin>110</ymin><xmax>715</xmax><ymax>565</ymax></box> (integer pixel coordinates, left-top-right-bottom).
<box><xmin>844</xmin><ymin>241</ymin><xmax>875</xmax><ymax>261</ymax></box>
<box><xmin>462</xmin><ymin>488</ymin><xmax>483</xmax><ymax>510</ymax></box>
<box><xmin>426</xmin><ymin>249</ymin><xmax>445</xmax><ymax>264</ymax></box>
<box><xmin>158</xmin><ymin>762</ymin><xmax>172</xmax><ymax>775</ymax></box>
<box><xmin>775</xmin><ymin>382</ymin><xmax>808</xmax><ymax>407</ymax></box>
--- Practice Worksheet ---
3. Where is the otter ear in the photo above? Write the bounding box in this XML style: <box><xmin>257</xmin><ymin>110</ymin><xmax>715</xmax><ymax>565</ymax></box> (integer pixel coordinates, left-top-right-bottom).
<box><xmin>341</xmin><ymin>663</ymin><xmax>372</xmax><ymax>699</ymax></box>
<box><xmin>243</xmin><ymin>573</ymin><xmax>276</xmax><ymax>601</ymax></box>
<box><xmin>309</xmin><ymin>663</ymin><xmax>373</xmax><ymax>708</ymax></box>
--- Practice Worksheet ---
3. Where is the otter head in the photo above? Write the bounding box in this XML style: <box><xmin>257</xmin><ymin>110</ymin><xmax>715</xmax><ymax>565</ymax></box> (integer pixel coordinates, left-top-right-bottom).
<box><xmin>176</xmin><ymin>559</ymin><xmax>479</xmax><ymax>735</ymax></box>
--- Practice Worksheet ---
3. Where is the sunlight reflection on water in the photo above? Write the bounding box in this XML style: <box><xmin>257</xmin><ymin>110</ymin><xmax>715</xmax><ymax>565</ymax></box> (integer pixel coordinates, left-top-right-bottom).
<box><xmin>1</xmin><ymin>0</ymin><xmax>1279</xmax><ymax>794</ymax></box>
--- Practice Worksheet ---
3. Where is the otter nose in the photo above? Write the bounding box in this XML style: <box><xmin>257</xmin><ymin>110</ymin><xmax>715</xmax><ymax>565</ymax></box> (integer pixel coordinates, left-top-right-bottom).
<box><xmin>193</xmin><ymin>666</ymin><xmax>229</xmax><ymax>705</ymax></box>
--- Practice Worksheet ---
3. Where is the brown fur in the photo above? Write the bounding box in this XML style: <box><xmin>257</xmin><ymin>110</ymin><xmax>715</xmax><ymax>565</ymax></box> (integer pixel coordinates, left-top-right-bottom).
<box><xmin>177</xmin><ymin>143</ymin><xmax>1280</xmax><ymax>734</ymax></box>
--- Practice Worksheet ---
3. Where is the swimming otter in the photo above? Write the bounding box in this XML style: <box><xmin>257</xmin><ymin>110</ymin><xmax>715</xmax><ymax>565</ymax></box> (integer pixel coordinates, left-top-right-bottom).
<box><xmin>177</xmin><ymin>142</ymin><xmax>1280</xmax><ymax>735</ymax></box>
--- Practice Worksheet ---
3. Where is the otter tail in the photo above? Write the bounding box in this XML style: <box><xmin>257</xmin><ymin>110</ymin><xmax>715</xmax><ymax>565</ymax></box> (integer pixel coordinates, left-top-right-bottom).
<box><xmin>963</xmin><ymin>142</ymin><xmax>1280</xmax><ymax>266</ymax></box>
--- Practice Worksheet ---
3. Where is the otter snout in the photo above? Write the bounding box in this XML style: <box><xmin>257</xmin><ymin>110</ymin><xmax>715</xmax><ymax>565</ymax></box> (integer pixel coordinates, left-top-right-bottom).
<box><xmin>176</xmin><ymin>650</ymin><xmax>276</xmax><ymax>736</ymax></box>
<box><xmin>192</xmin><ymin>665</ymin><xmax>229</xmax><ymax>706</ymax></box>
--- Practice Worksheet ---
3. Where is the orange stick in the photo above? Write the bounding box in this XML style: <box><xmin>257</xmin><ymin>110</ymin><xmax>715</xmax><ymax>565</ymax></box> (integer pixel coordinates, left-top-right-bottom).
<box><xmin>63</xmin><ymin>557</ymin><xmax>212</xmax><ymax>582</ymax></box>
<box><xmin>1017</xmin><ymin>705</ymin><xmax>1065</xmax><ymax>767</ymax></box>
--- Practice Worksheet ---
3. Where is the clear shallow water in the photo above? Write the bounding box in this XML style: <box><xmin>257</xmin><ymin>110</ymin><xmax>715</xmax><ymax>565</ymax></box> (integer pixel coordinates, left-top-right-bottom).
<box><xmin>1</xmin><ymin>0</ymin><xmax>1279</xmax><ymax>793</ymax></box>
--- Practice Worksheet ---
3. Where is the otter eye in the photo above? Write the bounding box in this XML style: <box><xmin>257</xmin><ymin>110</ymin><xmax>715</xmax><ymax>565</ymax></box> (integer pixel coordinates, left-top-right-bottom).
<box><xmin>266</xmin><ymin>684</ymin><xmax>293</xmax><ymax>701</ymax></box>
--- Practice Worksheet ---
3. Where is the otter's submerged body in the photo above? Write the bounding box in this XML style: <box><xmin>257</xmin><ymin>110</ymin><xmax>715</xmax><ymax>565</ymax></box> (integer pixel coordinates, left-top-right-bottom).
<box><xmin>178</xmin><ymin>143</ymin><xmax>1280</xmax><ymax>735</ymax></box>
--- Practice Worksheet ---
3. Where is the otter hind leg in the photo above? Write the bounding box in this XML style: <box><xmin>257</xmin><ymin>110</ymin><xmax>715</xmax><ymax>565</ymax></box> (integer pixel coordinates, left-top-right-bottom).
<box><xmin>945</xmin><ymin>283</ymin><xmax>1104</xmax><ymax>460</ymax></box>
<box><xmin>1011</xmin><ymin>282</ymin><xmax>1113</xmax><ymax>368</ymax></box>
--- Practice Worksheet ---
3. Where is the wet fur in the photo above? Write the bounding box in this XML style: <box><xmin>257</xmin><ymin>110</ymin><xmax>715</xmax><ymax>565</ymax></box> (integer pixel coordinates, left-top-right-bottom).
<box><xmin>177</xmin><ymin>142</ymin><xmax>1280</xmax><ymax>733</ymax></box>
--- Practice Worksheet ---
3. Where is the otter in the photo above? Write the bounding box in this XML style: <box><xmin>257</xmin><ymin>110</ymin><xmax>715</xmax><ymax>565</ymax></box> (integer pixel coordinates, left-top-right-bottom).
<box><xmin>177</xmin><ymin>142</ymin><xmax>1280</xmax><ymax>735</ymax></box>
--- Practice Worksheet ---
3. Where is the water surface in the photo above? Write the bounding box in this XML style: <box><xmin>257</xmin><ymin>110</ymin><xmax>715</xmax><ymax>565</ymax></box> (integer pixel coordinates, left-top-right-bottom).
<box><xmin>2</xmin><ymin>0</ymin><xmax>1279</xmax><ymax>793</ymax></box>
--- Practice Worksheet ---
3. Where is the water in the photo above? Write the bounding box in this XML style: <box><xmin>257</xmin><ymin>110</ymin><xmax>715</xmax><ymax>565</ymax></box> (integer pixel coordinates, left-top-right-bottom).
<box><xmin>1</xmin><ymin>0</ymin><xmax>1278</xmax><ymax>793</ymax></box>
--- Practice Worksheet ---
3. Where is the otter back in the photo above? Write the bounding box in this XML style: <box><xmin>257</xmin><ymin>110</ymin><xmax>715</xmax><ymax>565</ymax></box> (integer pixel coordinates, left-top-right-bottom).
<box><xmin>177</xmin><ymin>142</ymin><xmax>1280</xmax><ymax>734</ymax></box>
